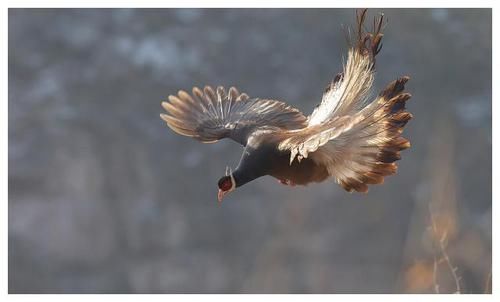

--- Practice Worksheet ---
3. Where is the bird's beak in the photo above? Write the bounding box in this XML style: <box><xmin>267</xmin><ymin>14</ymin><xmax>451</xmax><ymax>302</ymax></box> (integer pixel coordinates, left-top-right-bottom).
<box><xmin>217</xmin><ymin>189</ymin><xmax>226</xmax><ymax>204</ymax></box>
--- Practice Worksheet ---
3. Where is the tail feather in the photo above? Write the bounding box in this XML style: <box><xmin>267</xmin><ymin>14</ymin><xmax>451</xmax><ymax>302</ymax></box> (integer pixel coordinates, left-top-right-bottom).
<box><xmin>311</xmin><ymin>76</ymin><xmax>412</xmax><ymax>193</ymax></box>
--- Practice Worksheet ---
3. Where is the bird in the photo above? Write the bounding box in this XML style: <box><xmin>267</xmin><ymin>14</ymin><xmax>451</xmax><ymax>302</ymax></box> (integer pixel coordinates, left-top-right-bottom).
<box><xmin>160</xmin><ymin>9</ymin><xmax>412</xmax><ymax>203</ymax></box>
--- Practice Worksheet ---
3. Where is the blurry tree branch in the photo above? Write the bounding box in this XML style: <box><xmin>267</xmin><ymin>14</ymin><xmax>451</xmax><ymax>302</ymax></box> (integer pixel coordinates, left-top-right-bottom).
<box><xmin>429</xmin><ymin>203</ymin><xmax>461</xmax><ymax>294</ymax></box>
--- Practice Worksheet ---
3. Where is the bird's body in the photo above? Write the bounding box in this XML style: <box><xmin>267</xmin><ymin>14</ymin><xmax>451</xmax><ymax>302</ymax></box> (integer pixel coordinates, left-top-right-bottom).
<box><xmin>234</xmin><ymin>129</ymin><xmax>329</xmax><ymax>187</ymax></box>
<box><xmin>161</xmin><ymin>9</ymin><xmax>413</xmax><ymax>202</ymax></box>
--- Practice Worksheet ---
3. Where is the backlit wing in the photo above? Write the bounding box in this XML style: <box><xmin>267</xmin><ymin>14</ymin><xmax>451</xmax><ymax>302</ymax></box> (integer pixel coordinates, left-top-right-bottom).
<box><xmin>308</xmin><ymin>9</ymin><xmax>383</xmax><ymax>126</ymax></box>
<box><xmin>278</xmin><ymin>10</ymin><xmax>413</xmax><ymax>192</ymax></box>
<box><xmin>279</xmin><ymin>77</ymin><xmax>412</xmax><ymax>192</ymax></box>
<box><xmin>161</xmin><ymin>86</ymin><xmax>307</xmax><ymax>146</ymax></box>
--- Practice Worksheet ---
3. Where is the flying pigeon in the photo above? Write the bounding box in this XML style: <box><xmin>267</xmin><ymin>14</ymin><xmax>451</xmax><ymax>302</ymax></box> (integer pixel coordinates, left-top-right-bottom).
<box><xmin>161</xmin><ymin>9</ymin><xmax>412</xmax><ymax>203</ymax></box>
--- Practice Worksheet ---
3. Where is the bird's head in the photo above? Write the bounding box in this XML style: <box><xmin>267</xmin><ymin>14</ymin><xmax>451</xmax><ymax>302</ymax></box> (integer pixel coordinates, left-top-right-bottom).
<box><xmin>217</xmin><ymin>167</ymin><xmax>236</xmax><ymax>203</ymax></box>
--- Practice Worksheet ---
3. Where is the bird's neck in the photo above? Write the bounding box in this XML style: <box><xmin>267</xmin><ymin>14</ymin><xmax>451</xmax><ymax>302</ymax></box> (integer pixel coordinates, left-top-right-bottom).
<box><xmin>232</xmin><ymin>165</ymin><xmax>264</xmax><ymax>188</ymax></box>
<box><xmin>232</xmin><ymin>143</ymin><xmax>275</xmax><ymax>188</ymax></box>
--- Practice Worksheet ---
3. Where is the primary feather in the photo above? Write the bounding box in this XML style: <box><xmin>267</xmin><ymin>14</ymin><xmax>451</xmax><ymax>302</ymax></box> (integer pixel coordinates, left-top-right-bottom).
<box><xmin>308</xmin><ymin>50</ymin><xmax>374</xmax><ymax>126</ymax></box>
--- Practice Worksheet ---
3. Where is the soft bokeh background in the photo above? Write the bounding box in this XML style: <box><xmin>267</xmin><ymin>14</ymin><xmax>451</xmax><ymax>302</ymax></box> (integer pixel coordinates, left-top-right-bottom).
<box><xmin>8</xmin><ymin>8</ymin><xmax>491</xmax><ymax>293</ymax></box>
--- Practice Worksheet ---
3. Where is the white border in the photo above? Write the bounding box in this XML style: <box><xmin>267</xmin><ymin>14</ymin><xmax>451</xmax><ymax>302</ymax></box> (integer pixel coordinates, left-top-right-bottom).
<box><xmin>3</xmin><ymin>1</ymin><xmax>497</xmax><ymax>300</ymax></box>
<box><xmin>3</xmin><ymin>1</ymin><xmax>498</xmax><ymax>8</ymax></box>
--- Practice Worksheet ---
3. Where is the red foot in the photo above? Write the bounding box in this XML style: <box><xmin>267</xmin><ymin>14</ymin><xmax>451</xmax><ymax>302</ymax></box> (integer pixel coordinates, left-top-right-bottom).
<box><xmin>277</xmin><ymin>179</ymin><xmax>296</xmax><ymax>187</ymax></box>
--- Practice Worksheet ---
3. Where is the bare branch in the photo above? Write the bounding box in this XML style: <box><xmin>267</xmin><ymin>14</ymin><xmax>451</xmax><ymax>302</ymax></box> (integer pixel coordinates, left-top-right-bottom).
<box><xmin>428</xmin><ymin>203</ymin><xmax>462</xmax><ymax>294</ymax></box>
<box><xmin>433</xmin><ymin>253</ymin><xmax>440</xmax><ymax>294</ymax></box>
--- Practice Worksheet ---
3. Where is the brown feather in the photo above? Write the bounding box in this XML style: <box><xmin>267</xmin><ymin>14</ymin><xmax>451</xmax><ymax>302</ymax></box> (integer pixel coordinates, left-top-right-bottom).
<box><xmin>278</xmin><ymin>73</ymin><xmax>412</xmax><ymax>192</ymax></box>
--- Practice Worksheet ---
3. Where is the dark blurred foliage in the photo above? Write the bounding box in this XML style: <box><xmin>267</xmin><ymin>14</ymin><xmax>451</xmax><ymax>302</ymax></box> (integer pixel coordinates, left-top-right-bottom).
<box><xmin>8</xmin><ymin>8</ymin><xmax>491</xmax><ymax>293</ymax></box>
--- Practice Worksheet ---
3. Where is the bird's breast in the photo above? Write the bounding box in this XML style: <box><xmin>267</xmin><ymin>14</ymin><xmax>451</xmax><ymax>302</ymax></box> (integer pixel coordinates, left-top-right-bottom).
<box><xmin>268</xmin><ymin>152</ymin><xmax>329</xmax><ymax>185</ymax></box>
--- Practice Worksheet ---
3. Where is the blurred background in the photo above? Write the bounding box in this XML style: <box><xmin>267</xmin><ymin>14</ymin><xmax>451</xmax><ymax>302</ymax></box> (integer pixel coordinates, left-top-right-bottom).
<box><xmin>8</xmin><ymin>8</ymin><xmax>491</xmax><ymax>293</ymax></box>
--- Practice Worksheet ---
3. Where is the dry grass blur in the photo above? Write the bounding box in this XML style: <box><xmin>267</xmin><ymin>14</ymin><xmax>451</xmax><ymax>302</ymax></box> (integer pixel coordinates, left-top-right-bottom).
<box><xmin>9</xmin><ymin>8</ymin><xmax>491</xmax><ymax>293</ymax></box>
<box><xmin>401</xmin><ymin>120</ymin><xmax>491</xmax><ymax>293</ymax></box>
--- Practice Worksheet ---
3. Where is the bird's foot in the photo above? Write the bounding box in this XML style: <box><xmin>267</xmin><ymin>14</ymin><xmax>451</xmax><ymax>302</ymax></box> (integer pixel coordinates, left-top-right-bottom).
<box><xmin>278</xmin><ymin>179</ymin><xmax>296</xmax><ymax>187</ymax></box>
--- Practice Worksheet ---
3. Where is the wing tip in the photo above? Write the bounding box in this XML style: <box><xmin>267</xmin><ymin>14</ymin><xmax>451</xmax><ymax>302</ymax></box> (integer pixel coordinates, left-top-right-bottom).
<box><xmin>161</xmin><ymin>101</ymin><xmax>170</xmax><ymax>112</ymax></box>
<box><xmin>160</xmin><ymin>113</ymin><xmax>169</xmax><ymax>123</ymax></box>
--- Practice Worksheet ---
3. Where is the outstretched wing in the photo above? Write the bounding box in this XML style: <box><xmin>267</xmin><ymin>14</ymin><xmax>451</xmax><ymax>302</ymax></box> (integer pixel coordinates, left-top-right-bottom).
<box><xmin>278</xmin><ymin>10</ymin><xmax>413</xmax><ymax>193</ymax></box>
<box><xmin>279</xmin><ymin>77</ymin><xmax>412</xmax><ymax>192</ymax></box>
<box><xmin>308</xmin><ymin>9</ymin><xmax>384</xmax><ymax>126</ymax></box>
<box><xmin>161</xmin><ymin>86</ymin><xmax>307</xmax><ymax>146</ymax></box>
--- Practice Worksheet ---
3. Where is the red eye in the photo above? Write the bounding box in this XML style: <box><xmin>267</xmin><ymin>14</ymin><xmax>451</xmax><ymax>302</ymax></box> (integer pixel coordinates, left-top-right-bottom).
<box><xmin>220</xmin><ymin>178</ymin><xmax>232</xmax><ymax>191</ymax></box>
